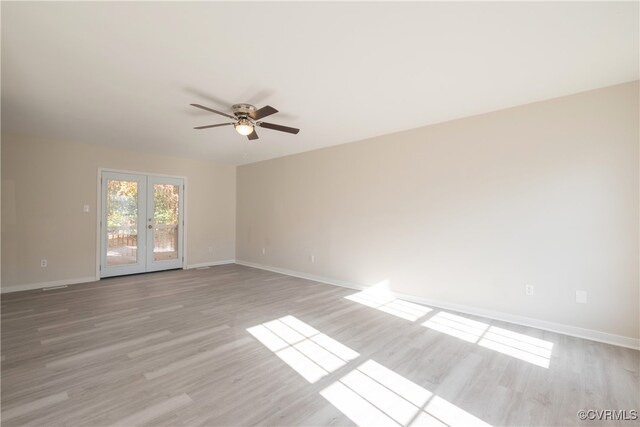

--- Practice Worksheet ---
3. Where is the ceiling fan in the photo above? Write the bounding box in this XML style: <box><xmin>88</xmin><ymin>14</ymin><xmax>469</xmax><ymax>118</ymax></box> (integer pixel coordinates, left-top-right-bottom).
<box><xmin>191</xmin><ymin>103</ymin><xmax>300</xmax><ymax>140</ymax></box>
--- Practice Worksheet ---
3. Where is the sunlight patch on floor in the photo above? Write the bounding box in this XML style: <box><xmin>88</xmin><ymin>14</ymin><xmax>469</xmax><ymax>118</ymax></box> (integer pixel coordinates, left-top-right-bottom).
<box><xmin>422</xmin><ymin>312</ymin><xmax>489</xmax><ymax>343</ymax></box>
<box><xmin>478</xmin><ymin>325</ymin><xmax>553</xmax><ymax>368</ymax></box>
<box><xmin>247</xmin><ymin>315</ymin><xmax>359</xmax><ymax>383</ymax></box>
<box><xmin>345</xmin><ymin>288</ymin><xmax>432</xmax><ymax>321</ymax></box>
<box><xmin>321</xmin><ymin>359</ymin><xmax>491</xmax><ymax>427</ymax></box>
<box><xmin>422</xmin><ymin>312</ymin><xmax>553</xmax><ymax>368</ymax></box>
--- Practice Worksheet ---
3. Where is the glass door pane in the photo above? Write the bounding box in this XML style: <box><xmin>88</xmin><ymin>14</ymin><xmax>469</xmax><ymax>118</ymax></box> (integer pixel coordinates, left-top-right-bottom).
<box><xmin>146</xmin><ymin>176</ymin><xmax>184</xmax><ymax>272</ymax></box>
<box><xmin>152</xmin><ymin>183</ymin><xmax>179</xmax><ymax>261</ymax></box>
<box><xmin>106</xmin><ymin>179</ymin><xmax>139</xmax><ymax>266</ymax></box>
<box><xmin>101</xmin><ymin>172</ymin><xmax>147</xmax><ymax>278</ymax></box>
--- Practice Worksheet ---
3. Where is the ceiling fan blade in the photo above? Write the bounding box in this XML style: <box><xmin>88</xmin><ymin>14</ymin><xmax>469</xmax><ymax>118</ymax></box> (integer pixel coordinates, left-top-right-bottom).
<box><xmin>194</xmin><ymin>123</ymin><xmax>234</xmax><ymax>129</ymax></box>
<box><xmin>258</xmin><ymin>122</ymin><xmax>300</xmax><ymax>134</ymax></box>
<box><xmin>250</xmin><ymin>105</ymin><xmax>278</xmax><ymax>120</ymax></box>
<box><xmin>247</xmin><ymin>129</ymin><xmax>259</xmax><ymax>140</ymax></box>
<box><xmin>190</xmin><ymin>103</ymin><xmax>236</xmax><ymax>120</ymax></box>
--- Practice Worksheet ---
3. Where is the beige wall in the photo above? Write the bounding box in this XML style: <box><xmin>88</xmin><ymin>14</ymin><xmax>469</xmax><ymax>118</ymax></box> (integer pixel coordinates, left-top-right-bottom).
<box><xmin>237</xmin><ymin>81</ymin><xmax>639</xmax><ymax>340</ymax></box>
<box><xmin>2</xmin><ymin>82</ymin><xmax>637</xmax><ymax>341</ymax></box>
<box><xmin>1</xmin><ymin>136</ymin><xmax>236</xmax><ymax>289</ymax></box>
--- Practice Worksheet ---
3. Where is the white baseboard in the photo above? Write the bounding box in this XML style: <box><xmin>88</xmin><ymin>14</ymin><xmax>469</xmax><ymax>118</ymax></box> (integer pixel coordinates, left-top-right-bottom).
<box><xmin>0</xmin><ymin>260</ymin><xmax>236</xmax><ymax>294</ymax></box>
<box><xmin>1</xmin><ymin>276</ymin><xmax>98</xmax><ymax>294</ymax></box>
<box><xmin>394</xmin><ymin>292</ymin><xmax>640</xmax><ymax>350</ymax></box>
<box><xmin>186</xmin><ymin>259</ymin><xmax>236</xmax><ymax>269</ymax></box>
<box><xmin>236</xmin><ymin>260</ymin><xmax>364</xmax><ymax>290</ymax></box>
<box><xmin>235</xmin><ymin>260</ymin><xmax>640</xmax><ymax>350</ymax></box>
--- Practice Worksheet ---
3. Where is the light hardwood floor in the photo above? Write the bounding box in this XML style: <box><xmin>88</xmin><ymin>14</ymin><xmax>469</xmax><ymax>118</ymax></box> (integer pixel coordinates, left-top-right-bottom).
<box><xmin>1</xmin><ymin>265</ymin><xmax>638</xmax><ymax>426</ymax></box>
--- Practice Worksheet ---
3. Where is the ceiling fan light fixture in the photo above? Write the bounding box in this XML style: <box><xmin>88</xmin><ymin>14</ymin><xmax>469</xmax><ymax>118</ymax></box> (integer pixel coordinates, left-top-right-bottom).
<box><xmin>235</xmin><ymin>118</ymin><xmax>254</xmax><ymax>136</ymax></box>
<box><xmin>191</xmin><ymin>103</ymin><xmax>299</xmax><ymax>140</ymax></box>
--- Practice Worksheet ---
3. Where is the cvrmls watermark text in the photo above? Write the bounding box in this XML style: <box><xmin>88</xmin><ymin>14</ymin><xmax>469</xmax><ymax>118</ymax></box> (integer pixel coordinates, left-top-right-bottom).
<box><xmin>577</xmin><ymin>410</ymin><xmax>638</xmax><ymax>421</ymax></box>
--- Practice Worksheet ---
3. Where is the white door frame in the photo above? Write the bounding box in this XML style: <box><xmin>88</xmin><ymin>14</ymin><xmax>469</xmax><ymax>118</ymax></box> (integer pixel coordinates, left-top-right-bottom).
<box><xmin>95</xmin><ymin>168</ymin><xmax>188</xmax><ymax>280</ymax></box>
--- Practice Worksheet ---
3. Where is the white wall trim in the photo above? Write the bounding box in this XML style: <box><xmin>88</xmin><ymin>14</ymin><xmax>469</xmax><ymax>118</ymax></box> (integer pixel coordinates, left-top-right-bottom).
<box><xmin>236</xmin><ymin>260</ymin><xmax>363</xmax><ymax>290</ymax></box>
<box><xmin>0</xmin><ymin>259</ymin><xmax>235</xmax><ymax>293</ymax></box>
<box><xmin>394</xmin><ymin>292</ymin><xmax>640</xmax><ymax>351</ymax></box>
<box><xmin>1</xmin><ymin>276</ymin><xmax>97</xmax><ymax>294</ymax></box>
<box><xmin>235</xmin><ymin>260</ymin><xmax>640</xmax><ymax>350</ymax></box>
<box><xmin>95</xmin><ymin>167</ymin><xmax>102</xmax><ymax>280</ymax></box>
<box><xmin>186</xmin><ymin>259</ymin><xmax>236</xmax><ymax>269</ymax></box>
<box><xmin>1</xmin><ymin>260</ymin><xmax>235</xmax><ymax>293</ymax></box>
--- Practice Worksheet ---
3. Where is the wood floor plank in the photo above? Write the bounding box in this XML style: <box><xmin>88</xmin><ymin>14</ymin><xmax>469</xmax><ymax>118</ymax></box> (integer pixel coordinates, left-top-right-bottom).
<box><xmin>128</xmin><ymin>324</ymin><xmax>230</xmax><ymax>358</ymax></box>
<box><xmin>114</xmin><ymin>393</ymin><xmax>193</xmax><ymax>426</ymax></box>
<box><xmin>40</xmin><ymin>317</ymin><xmax>152</xmax><ymax>345</ymax></box>
<box><xmin>1</xmin><ymin>309</ymin><xmax>34</xmax><ymax>318</ymax></box>
<box><xmin>37</xmin><ymin>307</ymin><xmax>141</xmax><ymax>331</ymax></box>
<box><xmin>46</xmin><ymin>331</ymin><xmax>171</xmax><ymax>368</ymax></box>
<box><xmin>1</xmin><ymin>392</ymin><xmax>69</xmax><ymax>421</ymax></box>
<box><xmin>143</xmin><ymin>336</ymin><xmax>254</xmax><ymax>380</ymax></box>
<box><xmin>1</xmin><ymin>308</ymin><xmax>68</xmax><ymax>322</ymax></box>
<box><xmin>93</xmin><ymin>315</ymin><xmax>153</xmax><ymax>329</ymax></box>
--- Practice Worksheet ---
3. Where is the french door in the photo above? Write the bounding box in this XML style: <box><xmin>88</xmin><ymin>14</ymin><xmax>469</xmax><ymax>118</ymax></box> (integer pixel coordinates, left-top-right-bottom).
<box><xmin>100</xmin><ymin>171</ymin><xmax>184</xmax><ymax>278</ymax></box>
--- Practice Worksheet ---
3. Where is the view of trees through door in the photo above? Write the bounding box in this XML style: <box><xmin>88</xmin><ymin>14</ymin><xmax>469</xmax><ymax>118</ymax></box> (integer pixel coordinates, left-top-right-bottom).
<box><xmin>106</xmin><ymin>180</ymin><xmax>139</xmax><ymax>266</ymax></box>
<box><xmin>105</xmin><ymin>179</ymin><xmax>181</xmax><ymax>268</ymax></box>
<box><xmin>152</xmin><ymin>183</ymin><xmax>180</xmax><ymax>261</ymax></box>
<box><xmin>101</xmin><ymin>170</ymin><xmax>184</xmax><ymax>278</ymax></box>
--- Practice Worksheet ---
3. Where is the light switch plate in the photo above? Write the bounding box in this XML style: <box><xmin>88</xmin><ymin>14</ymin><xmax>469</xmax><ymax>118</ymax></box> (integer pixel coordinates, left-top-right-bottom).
<box><xmin>83</xmin><ymin>204</ymin><xmax>90</xmax><ymax>213</ymax></box>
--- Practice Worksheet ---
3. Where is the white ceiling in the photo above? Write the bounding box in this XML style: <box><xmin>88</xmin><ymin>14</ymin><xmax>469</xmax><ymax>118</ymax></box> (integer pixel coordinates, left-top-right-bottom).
<box><xmin>2</xmin><ymin>2</ymin><xmax>638</xmax><ymax>165</ymax></box>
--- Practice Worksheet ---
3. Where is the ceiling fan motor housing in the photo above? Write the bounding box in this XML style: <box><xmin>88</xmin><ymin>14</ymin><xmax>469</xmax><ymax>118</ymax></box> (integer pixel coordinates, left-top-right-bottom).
<box><xmin>232</xmin><ymin>103</ymin><xmax>257</xmax><ymax>118</ymax></box>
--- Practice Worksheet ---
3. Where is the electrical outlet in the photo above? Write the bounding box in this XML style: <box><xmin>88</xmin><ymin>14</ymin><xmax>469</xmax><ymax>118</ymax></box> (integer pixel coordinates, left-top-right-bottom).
<box><xmin>525</xmin><ymin>285</ymin><xmax>534</xmax><ymax>296</ymax></box>
<box><xmin>40</xmin><ymin>259</ymin><xmax>47</xmax><ymax>268</ymax></box>
<box><xmin>261</xmin><ymin>248</ymin><xmax>266</xmax><ymax>255</ymax></box>
<box><xmin>576</xmin><ymin>290</ymin><xmax>588</xmax><ymax>304</ymax></box>
<box><xmin>310</xmin><ymin>254</ymin><xmax>315</xmax><ymax>263</ymax></box>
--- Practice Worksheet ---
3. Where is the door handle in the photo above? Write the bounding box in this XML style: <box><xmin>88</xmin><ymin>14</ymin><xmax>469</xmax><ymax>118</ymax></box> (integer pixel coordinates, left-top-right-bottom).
<box><xmin>148</xmin><ymin>225</ymin><xmax>153</xmax><ymax>229</ymax></box>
